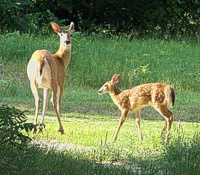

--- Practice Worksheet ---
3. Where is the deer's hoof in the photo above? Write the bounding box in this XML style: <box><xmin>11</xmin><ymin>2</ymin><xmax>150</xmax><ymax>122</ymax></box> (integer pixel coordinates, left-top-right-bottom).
<box><xmin>38</xmin><ymin>123</ymin><xmax>45</xmax><ymax>132</ymax></box>
<box><xmin>161</xmin><ymin>132</ymin><xmax>166</xmax><ymax>140</ymax></box>
<box><xmin>112</xmin><ymin>138</ymin><xmax>117</xmax><ymax>143</ymax></box>
<box><xmin>58</xmin><ymin>128</ymin><xmax>64</xmax><ymax>134</ymax></box>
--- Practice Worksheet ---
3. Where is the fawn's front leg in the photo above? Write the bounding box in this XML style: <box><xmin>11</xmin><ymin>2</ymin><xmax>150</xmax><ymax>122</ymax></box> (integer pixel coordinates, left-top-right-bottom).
<box><xmin>135</xmin><ymin>110</ymin><xmax>143</xmax><ymax>141</ymax></box>
<box><xmin>113</xmin><ymin>109</ymin><xmax>129</xmax><ymax>142</ymax></box>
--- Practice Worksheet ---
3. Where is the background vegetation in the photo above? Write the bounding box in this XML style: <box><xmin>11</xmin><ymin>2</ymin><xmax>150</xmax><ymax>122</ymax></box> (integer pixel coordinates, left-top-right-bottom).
<box><xmin>0</xmin><ymin>32</ymin><xmax>200</xmax><ymax>93</ymax></box>
<box><xmin>0</xmin><ymin>0</ymin><xmax>199</xmax><ymax>38</ymax></box>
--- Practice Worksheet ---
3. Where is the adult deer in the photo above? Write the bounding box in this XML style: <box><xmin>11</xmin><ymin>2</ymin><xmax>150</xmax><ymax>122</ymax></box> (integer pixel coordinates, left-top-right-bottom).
<box><xmin>27</xmin><ymin>21</ymin><xmax>74</xmax><ymax>134</ymax></box>
<box><xmin>98</xmin><ymin>74</ymin><xmax>175</xmax><ymax>142</ymax></box>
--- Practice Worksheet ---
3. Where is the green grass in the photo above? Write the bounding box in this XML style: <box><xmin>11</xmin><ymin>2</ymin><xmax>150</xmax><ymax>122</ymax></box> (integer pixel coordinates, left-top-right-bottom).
<box><xmin>0</xmin><ymin>32</ymin><xmax>200</xmax><ymax>94</ymax></box>
<box><xmin>0</xmin><ymin>32</ymin><xmax>200</xmax><ymax>174</ymax></box>
<box><xmin>1</xmin><ymin>86</ymin><xmax>199</xmax><ymax>174</ymax></box>
<box><xmin>1</xmin><ymin>117</ymin><xmax>199</xmax><ymax>175</ymax></box>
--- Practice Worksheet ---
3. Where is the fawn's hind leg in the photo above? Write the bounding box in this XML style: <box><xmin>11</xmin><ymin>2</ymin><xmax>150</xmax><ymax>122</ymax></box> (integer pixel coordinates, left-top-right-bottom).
<box><xmin>154</xmin><ymin>105</ymin><xmax>173</xmax><ymax>142</ymax></box>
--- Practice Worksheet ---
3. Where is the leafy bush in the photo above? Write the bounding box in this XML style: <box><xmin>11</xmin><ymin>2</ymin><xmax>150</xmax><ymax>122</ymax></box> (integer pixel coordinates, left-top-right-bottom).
<box><xmin>0</xmin><ymin>0</ymin><xmax>199</xmax><ymax>37</ymax></box>
<box><xmin>0</xmin><ymin>104</ymin><xmax>33</xmax><ymax>148</ymax></box>
<box><xmin>0</xmin><ymin>0</ymin><xmax>30</xmax><ymax>33</ymax></box>
<box><xmin>0</xmin><ymin>0</ymin><xmax>61</xmax><ymax>34</ymax></box>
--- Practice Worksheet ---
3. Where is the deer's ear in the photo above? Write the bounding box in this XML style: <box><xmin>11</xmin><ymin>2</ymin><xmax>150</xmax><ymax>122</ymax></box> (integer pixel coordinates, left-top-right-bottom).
<box><xmin>111</xmin><ymin>74</ymin><xmax>120</xmax><ymax>84</ymax></box>
<box><xmin>69</xmin><ymin>22</ymin><xmax>74</xmax><ymax>31</ymax></box>
<box><xmin>51</xmin><ymin>22</ymin><xmax>60</xmax><ymax>33</ymax></box>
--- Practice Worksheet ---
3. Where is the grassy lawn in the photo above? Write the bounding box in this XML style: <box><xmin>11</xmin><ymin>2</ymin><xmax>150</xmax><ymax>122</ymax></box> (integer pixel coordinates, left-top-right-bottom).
<box><xmin>0</xmin><ymin>33</ymin><xmax>200</xmax><ymax>174</ymax></box>
<box><xmin>1</xmin><ymin>87</ymin><xmax>200</xmax><ymax>175</ymax></box>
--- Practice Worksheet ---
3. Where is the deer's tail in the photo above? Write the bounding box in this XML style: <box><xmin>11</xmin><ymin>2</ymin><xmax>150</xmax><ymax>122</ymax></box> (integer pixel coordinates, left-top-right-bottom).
<box><xmin>167</xmin><ymin>86</ymin><xmax>175</xmax><ymax>108</ymax></box>
<box><xmin>38</xmin><ymin>56</ymin><xmax>45</xmax><ymax>76</ymax></box>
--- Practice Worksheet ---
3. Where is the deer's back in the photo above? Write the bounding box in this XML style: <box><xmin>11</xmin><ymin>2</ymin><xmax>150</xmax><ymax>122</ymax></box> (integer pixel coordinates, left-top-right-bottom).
<box><xmin>119</xmin><ymin>83</ymin><xmax>172</xmax><ymax>112</ymax></box>
<box><xmin>27</xmin><ymin>50</ymin><xmax>65</xmax><ymax>89</ymax></box>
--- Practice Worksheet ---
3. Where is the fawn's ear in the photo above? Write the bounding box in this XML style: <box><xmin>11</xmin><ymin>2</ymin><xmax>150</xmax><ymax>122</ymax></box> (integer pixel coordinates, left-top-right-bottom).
<box><xmin>68</xmin><ymin>22</ymin><xmax>75</xmax><ymax>31</ymax></box>
<box><xmin>111</xmin><ymin>74</ymin><xmax>120</xmax><ymax>84</ymax></box>
<box><xmin>51</xmin><ymin>22</ymin><xmax>60</xmax><ymax>33</ymax></box>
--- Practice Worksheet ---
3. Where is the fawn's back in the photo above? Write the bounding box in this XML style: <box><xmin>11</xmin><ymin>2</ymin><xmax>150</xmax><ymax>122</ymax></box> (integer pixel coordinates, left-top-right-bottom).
<box><xmin>113</xmin><ymin>83</ymin><xmax>174</xmax><ymax>112</ymax></box>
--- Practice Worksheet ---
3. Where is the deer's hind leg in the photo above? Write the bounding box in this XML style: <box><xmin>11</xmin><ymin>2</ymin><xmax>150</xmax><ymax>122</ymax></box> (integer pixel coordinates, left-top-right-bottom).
<box><xmin>30</xmin><ymin>82</ymin><xmax>40</xmax><ymax>133</ymax></box>
<box><xmin>154</xmin><ymin>105</ymin><xmax>173</xmax><ymax>142</ymax></box>
<box><xmin>38</xmin><ymin>88</ymin><xmax>49</xmax><ymax>132</ymax></box>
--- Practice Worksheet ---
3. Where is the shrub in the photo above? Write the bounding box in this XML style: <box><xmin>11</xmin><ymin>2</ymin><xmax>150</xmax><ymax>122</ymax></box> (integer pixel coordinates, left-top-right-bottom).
<box><xmin>0</xmin><ymin>104</ymin><xmax>33</xmax><ymax>148</ymax></box>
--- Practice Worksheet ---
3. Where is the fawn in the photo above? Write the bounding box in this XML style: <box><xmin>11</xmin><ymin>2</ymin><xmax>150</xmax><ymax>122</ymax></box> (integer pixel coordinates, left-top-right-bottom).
<box><xmin>27</xmin><ymin>22</ymin><xmax>74</xmax><ymax>134</ymax></box>
<box><xmin>98</xmin><ymin>74</ymin><xmax>175</xmax><ymax>142</ymax></box>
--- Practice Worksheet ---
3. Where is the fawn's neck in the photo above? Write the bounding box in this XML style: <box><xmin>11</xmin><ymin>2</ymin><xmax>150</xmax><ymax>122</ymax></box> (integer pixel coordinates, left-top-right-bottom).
<box><xmin>109</xmin><ymin>85</ymin><xmax>125</xmax><ymax>109</ymax></box>
<box><xmin>109</xmin><ymin>85</ymin><xmax>121</xmax><ymax>99</ymax></box>
<box><xmin>54</xmin><ymin>46</ymin><xmax>71</xmax><ymax>69</ymax></box>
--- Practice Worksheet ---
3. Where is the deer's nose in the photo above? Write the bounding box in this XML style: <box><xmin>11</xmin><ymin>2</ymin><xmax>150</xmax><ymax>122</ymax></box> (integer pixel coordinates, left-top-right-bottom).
<box><xmin>98</xmin><ymin>90</ymin><xmax>102</xmax><ymax>94</ymax></box>
<box><xmin>65</xmin><ymin>40</ymin><xmax>70</xmax><ymax>44</ymax></box>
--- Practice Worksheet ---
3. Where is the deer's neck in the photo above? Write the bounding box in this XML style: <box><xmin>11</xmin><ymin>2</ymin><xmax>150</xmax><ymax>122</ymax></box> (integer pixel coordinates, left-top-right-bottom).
<box><xmin>54</xmin><ymin>46</ymin><xmax>71</xmax><ymax>69</ymax></box>
<box><xmin>109</xmin><ymin>86</ymin><xmax>125</xmax><ymax>109</ymax></box>
<box><xmin>109</xmin><ymin>85</ymin><xmax>121</xmax><ymax>100</ymax></box>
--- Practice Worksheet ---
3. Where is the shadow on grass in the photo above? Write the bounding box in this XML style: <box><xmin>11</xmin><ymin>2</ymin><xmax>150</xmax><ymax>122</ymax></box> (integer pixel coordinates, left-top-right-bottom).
<box><xmin>0</xmin><ymin>144</ymin><xmax>140</xmax><ymax>175</ymax></box>
<box><xmin>1</xmin><ymin>126</ymin><xmax>199</xmax><ymax>175</ymax></box>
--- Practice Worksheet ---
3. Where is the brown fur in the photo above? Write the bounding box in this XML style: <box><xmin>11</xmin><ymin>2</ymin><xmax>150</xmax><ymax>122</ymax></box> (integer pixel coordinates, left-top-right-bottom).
<box><xmin>27</xmin><ymin>22</ymin><xmax>74</xmax><ymax>134</ymax></box>
<box><xmin>98</xmin><ymin>74</ymin><xmax>175</xmax><ymax>142</ymax></box>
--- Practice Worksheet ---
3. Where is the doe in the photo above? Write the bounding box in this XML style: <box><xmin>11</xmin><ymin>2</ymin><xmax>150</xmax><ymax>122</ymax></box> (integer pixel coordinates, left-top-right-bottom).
<box><xmin>27</xmin><ymin>21</ymin><xmax>74</xmax><ymax>133</ymax></box>
<box><xmin>98</xmin><ymin>74</ymin><xmax>175</xmax><ymax>142</ymax></box>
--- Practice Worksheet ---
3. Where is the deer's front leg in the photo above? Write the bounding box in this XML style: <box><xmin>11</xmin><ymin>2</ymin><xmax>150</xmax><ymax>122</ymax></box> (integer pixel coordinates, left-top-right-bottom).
<box><xmin>113</xmin><ymin>109</ymin><xmax>129</xmax><ymax>142</ymax></box>
<box><xmin>135</xmin><ymin>110</ymin><xmax>143</xmax><ymax>141</ymax></box>
<box><xmin>51</xmin><ymin>89</ymin><xmax>64</xmax><ymax>134</ymax></box>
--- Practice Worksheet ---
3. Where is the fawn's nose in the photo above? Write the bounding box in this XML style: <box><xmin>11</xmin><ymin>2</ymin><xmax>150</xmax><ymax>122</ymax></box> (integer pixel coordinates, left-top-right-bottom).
<box><xmin>98</xmin><ymin>90</ymin><xmax>102</xmax><ymax>94</ymax></box>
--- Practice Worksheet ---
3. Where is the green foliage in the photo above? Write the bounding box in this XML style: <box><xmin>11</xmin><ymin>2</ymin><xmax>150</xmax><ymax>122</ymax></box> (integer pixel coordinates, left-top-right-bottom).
<box><xmin>0</xmin><ymin>105</ymin><xmax>32</xmax><ymax>148</ymax></box>
<box><xmin>0</xmin><ymin>0</ymin><xmax>62</xmax><ymax>34</ymax></box>
<box><xmin>0</xmin><ymin>0</ymin><xmax>199</xmax><ymax>37</ymax></box>
<box><xmin>0</xmin><ymin>0</ymin><xmax>31</xmax><ymax>33</ymax></box>
<box><xmin>76</xmin><ymin>0</ymin><xmax>200</xmax><ymax>38</ymax></box>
